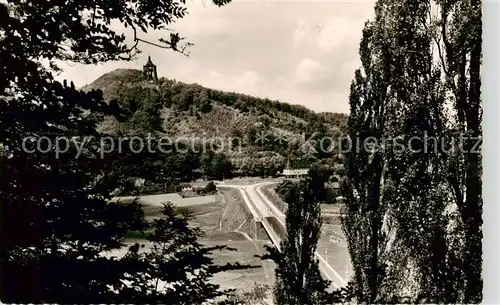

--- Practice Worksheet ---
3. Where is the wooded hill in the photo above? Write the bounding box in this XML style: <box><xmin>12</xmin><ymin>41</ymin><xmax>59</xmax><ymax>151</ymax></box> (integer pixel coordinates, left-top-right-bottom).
<box><xmin>82</xmin><ymin>69</ymin><xmax>348</xmax><ymax>177</ymax></box>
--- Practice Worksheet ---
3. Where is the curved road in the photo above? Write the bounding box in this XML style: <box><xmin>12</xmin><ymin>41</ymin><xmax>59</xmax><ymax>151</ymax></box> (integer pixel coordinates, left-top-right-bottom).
<box><xmin>220</xmin><ymin>182</ymin><xmax>348</xmax><ymax>289</ymax></box>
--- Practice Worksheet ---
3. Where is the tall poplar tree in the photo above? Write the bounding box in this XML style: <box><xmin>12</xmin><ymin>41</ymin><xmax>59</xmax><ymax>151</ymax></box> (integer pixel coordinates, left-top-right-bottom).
<box><xmin>435</xmin><ymin>0</ymin><xmax>483</xmax><ymax>301</ymax></box>
<box><xmin>341</xmin><ymin>12</ymin><xmax>393</xmax><ymax>303</ymax></box>
<box><xmin>342</xmin><ymin>0</ymin><xmax>482</xmax><ymax>303</ymax></box>
<box><xmin>265</xmin><ymin>179</ymin><xmax>331</xmax><ymax>305</ymax></box>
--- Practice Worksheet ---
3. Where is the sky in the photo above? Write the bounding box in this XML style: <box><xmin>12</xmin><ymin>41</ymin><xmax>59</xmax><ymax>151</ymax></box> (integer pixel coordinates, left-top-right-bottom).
<box><xmin>57</xmin><ymin>0</ymin><xmax>377</xmax><ymax>113</ymax></box>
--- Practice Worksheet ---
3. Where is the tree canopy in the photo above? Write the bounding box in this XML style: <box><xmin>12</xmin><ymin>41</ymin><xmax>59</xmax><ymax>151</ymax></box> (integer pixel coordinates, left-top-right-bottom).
<box><xmin>0</xmin><ymin>0</ymin><xmax>241</xmax><ymax>303</ymax></box>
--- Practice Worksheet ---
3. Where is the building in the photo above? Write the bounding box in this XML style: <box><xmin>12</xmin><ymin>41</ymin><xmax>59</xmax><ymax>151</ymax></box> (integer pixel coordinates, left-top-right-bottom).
<box><xmin>280</xmin><ymin>159</ymin><xmax>309</xmax><ymax>178</ymax></box>
<box><xmin>282</xmin><ymin>168</ymin><xmax>309</xmax><ymax>177</ymax></box>
<box><xmin>143</xmin><ymin>56</ymin><xmax>158</xmax><ymax>81</ymax></box>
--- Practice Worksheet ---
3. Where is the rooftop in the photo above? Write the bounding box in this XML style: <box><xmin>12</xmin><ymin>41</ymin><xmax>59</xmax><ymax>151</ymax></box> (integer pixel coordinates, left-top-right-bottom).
<box><xmin>144</xmin><ymin>56</ymin><xmax>155</xmax><ymax>67</ymax></box>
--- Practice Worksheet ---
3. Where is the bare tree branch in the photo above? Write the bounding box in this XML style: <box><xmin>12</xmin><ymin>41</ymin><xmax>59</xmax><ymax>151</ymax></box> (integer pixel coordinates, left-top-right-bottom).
<box><xmin>126</xmin><ymin>25</ymin><xmax>192</xmax><ymax>57</ymax></box>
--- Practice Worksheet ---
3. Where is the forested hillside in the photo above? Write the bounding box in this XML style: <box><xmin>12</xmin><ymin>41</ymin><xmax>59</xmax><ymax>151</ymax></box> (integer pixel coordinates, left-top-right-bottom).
<box><xmin>82</xmin><ymin>69</ymin><xmax>348</xmax><ymax>181</ymax></box>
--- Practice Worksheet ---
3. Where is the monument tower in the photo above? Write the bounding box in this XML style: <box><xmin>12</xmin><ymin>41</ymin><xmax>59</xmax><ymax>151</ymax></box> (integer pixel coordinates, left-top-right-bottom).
<box><xmin>143</xmin><ymin>56</ymin><xmax>158</xmax><ymax>81</ymax></box>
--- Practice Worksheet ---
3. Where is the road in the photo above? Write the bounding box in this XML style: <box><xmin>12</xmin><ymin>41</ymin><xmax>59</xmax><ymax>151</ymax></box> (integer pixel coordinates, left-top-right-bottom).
<box><xmin>221</xmin><ymin>182</ymin><xmax>348</xmax><ymax>289</ymax></box>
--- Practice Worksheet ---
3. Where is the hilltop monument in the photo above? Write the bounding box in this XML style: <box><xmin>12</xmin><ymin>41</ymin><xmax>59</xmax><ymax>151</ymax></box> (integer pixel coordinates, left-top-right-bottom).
<box><xmin>143</xmin><ymin>56</ymin><xmax>158</xmax><ymax>81</ymax></box>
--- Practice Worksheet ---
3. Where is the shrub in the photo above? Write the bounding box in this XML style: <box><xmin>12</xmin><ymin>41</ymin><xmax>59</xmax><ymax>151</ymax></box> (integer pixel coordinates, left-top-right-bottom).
<box><xmin>205</xmin><ymin>181</ymin><xmax>217</xmax><ymax>193</ymax></box>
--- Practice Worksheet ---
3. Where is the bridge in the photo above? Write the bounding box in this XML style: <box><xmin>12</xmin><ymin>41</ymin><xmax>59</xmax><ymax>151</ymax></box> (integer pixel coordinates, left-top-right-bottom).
<box><xmin>219</xmin><ymin>182</ymin><xmax>348</xmax><ymax>289</ymax></box>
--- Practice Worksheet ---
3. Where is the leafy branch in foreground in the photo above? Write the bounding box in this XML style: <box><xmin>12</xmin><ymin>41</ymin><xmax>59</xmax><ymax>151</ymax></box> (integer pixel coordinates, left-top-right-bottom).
<box><xmin>0</xmin><ymin>0</ymin><xmax>233</xmax><ymax>303</ymax></box>
<box><xmin>114</xmin><ymin>202</ymin><xmax>258</xmax><ymax>304</ymax></box>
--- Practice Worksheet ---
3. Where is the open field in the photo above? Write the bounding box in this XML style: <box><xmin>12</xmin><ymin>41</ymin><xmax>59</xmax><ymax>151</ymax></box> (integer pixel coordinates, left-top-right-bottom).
<box><xmin>168</xmin><ymin>190</ymin><xmax>276</xmax><ymax>292</ymax></box>
<box><xmin>113</xmin><ymin>183</ymin><xmax>352</xmax><ymax>293</ymax></box>
<box><xmin>112</xmin><ymin>193</ymin><xmax>215</xmax><ymax>207</ymax></box>
<box><xmin>111</xmin><ymin>188</ymin><xmax>274</xmax><ymax>295</ymax></box>
<box><xmin>206</xmin><ymin>239</ymin><xmax>275</xmax><ymax>291</ymax></box>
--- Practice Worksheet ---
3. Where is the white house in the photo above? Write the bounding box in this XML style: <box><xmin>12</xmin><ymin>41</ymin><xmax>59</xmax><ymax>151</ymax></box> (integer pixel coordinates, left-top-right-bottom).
<box><xmin>282</xmin><ymin>168</ymin><xmax>309</xmax><ymax>177</ymax></box>
<box><xmin>280</xmin><ymin>159</ymin><xmax>310</xmax><ymax>178</ymax></box>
